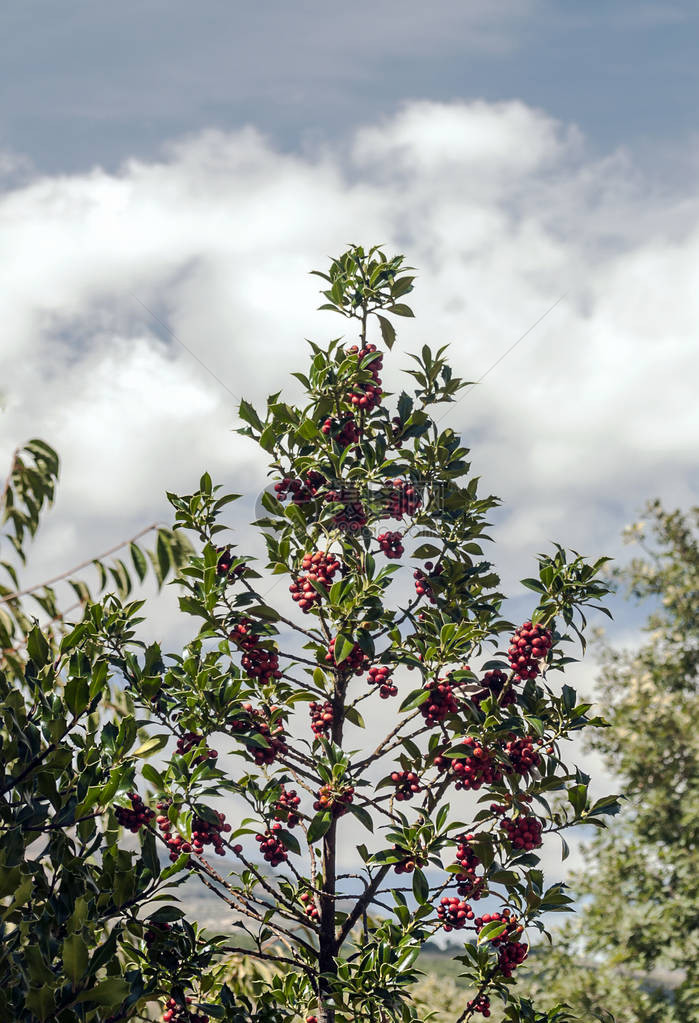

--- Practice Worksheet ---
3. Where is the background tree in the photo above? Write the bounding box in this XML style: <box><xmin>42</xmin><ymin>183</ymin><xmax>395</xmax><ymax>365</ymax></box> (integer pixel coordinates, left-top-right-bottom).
<box><xmin>521</xmin><ymin>502</ymin><xmax>699</xmax><ymax>1022</ymax></box>
<box><xmin>0</xmin><ymin>440</ymin><xmax>196</xmax><ymax>1021</ymax></box>
<box><xmin>2</xmin><ymin>246</ymin><xmax>619</xmax><ymax>1023</ymax></box>
<box><xmin>0</xmin><ymin>438</ymin><xmax>191</xmax><ymax>681</ymax></box>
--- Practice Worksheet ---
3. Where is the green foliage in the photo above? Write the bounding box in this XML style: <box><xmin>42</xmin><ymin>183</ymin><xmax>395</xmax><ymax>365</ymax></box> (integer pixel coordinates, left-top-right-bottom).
<box><xmin>520</xmin><ymin>502</ymin><xmax>699</xmax><ymax>1022</ymax></box>
<box><xmin>0</xmin><ymin>600</ymin><xmax>207</xmax><ymax>1022</ymax></box>
<box><xmin>0</xmin><ymin>440</ymin><xmax>192</xmax><ymax>682</ymax></box>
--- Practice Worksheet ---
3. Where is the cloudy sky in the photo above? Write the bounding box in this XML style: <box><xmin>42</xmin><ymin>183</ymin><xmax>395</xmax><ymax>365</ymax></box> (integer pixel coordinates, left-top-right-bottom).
<box><xmin>2</xmin><ymin>1</ymin><xmax>698</xmax><ymax>881</ymax></box>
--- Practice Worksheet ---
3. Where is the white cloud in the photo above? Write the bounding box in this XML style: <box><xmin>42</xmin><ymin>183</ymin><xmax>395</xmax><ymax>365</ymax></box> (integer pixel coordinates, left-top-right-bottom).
<box><xmin>1</xmin><ymin>99</ymin><xmax>695</xmax><ymax>712</ymax></box>
<box><xmin>1</xmin><ymin>98</ymin><xmax>695</xmax><ymax>597</ymax></box>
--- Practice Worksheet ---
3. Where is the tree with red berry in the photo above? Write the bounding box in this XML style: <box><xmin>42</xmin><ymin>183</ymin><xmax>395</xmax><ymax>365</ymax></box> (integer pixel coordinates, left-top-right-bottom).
<box><xmin>97</xmin><ymin>246</ymin><xmax>618</xmax><ymax>1023</ymax></box>
<box><xmin>2</xmin><ymin>247</ymin><xmax>619</xmax><ymax>1023</ymax></box>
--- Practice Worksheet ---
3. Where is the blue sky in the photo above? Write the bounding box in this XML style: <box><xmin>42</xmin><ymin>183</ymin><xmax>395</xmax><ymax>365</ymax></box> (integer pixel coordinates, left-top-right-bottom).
<box><xmin>3</xmin><ymin>1</ymin><xmax>699</xmax><ymax>174</ymax></box>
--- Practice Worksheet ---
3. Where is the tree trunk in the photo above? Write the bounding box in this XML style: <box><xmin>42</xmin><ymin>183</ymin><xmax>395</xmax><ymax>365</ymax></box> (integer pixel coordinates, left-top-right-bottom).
<box><xmin>318</xmin><ymin>822</ymin><xmax>338</xmax><ymax>1023</ymax></box>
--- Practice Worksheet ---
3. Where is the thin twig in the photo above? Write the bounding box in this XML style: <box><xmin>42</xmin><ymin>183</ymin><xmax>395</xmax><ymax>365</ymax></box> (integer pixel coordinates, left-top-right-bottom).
<box><xmin>0</xmin><ymin>523</ymin><xmax>158</xmax><ymax>605</ymax></box>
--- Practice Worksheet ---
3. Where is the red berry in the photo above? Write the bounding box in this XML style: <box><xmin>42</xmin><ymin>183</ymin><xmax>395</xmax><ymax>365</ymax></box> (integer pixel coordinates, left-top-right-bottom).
<box><xmin>377</xmin><ymin>530</ymin><xmax>404</xmax><ymax>559</ymax></box>
<box><xmin>289</xmin><ymin>552</ymin><xmax>341</xmax><ymax>613</ymax></box>
<box><xmin>507</xmin><ymin>622</ymin><xmax>553</xmax><ymax>681</ymax></box>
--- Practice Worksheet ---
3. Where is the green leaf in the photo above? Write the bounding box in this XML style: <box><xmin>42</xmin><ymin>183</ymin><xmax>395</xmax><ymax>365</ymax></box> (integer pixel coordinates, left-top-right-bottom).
<box><xmin>297</xmin><ymin>419</ymin><xmax>321</xmax><ymax>443</ymax></box>
<box><xmin>27</xmin><ymin>625</ymin><xmax>49</xmax><ymax>668</ymax></box>
<box><xmin>142</xmin><ymin>829</ymin><xmax>160</xmax><ymax>878</ymax></box>
<box><xmin>399</xmin><ymin>688</ymin><xmax>429</xmax><ymax>713</ymax></box>
<box><xmin>521</xmin><ymin>577</ymin><xmax>546</xmax><ymax>593</ymax></box>
<box><xmin>307</xmin><ymin>810</ymin><xmax>333</xmax><ymax>844</ymax></box>
<box><xmin>279</xmin><ymin>829</ymin><xmax>301</xmax><ymax>855</ymax></box>
<box><xmin>561</xmin><ymin>684</ymin><xmax>576</xmax><ymax>711</ymax></box>
<box><xmin>65</xmin><ymin>675</ymin><xmax>89</xmax><ymax>716</ymax></box>
<box><xmin>141</xmin><ymin>763</ymin><xmax>165</xmax><ymax>789</ymax></box>
<box><xmin>332</xmin><ymin>633</ymin><xmax>355</xmax><ymax>665</ymax></box>
<box><xmin>156</xmin><ymin>531</ymin><xmax>172</xmax><ymax>584</ymax></box>
<box><xmin>62</xmin><ymin>933</ymin><xmax>89</xmax><ymax>986</ymax></box>
<box><xmin>76</xmin><ymin>977</ymin><xmax>130</xmax><ymax>1006</ymax></box>
<box><xmin>376</xmin><ymin>314</ymin><xmax>396</xmax><ymax>349</ymax></box>
<box><xmin>130</xmin><ymin>542</ymin><xmax>148</xmax><ymax>582</ymax></box>
<box><xmin>161</xmin><ymin>853</ymin><xmax>190</xmax><ymax>880</ymax></box>
<box><xmin>567</xmin><ymin>783</ymin><xmax>588</xmax><ymax>816</ymax></box>
<box><xmin>247</xmin><ymin>604</ymin><xmax>280</xmax><ymax>622</ymax></box>
<box><xmin>477</xmin><ymin>920</ymin><xmax>508</xmax><ymax>944</ymax></box>
<box><xmin>350</xmin><ymin>804</ymin><xmax>374</xmax><ymax>832</ymax></box>
<box><xmin>133</xmin><ymin>734</ymin><xmax>169</xmax><ymax>758</ymax></box>
<box><xmin>412</xmin><ymin>868</ymin><xmax>429</xmax><ymax>904</ymax></box>
<box><xmin>344</xmin><ymin>705</ymin><xmax>365</xmax><ymax>729</ymax></box>
<box><xmin>25</xmin><ymin>986</ymin><xmax>55</xmax><ymax>1021</ymax></box>
<box><xmin>239</xmin><ymin>399</ymin><xmax>263</xmax><ymax>431</ymax></box>
<box><xmin>149</xmin><ymin>906</ymin><xmax>186</xmax><ymax>923</ymax></box>
<box><xmin>413</xmin><ymin>544</ymin><xmax>441</xmax><ymax>560</ymax></box>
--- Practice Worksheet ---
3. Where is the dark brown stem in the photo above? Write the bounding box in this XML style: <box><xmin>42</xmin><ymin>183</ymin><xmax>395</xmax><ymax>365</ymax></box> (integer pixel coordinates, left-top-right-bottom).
<box><xmin>337</xmin><ymin>865</ymin><xmax>391</xmax><ymax>946</ymax></box>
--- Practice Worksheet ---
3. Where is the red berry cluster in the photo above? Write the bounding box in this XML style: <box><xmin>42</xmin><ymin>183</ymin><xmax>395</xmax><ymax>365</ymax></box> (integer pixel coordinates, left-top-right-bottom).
<box><xmin>472</xmin><ymin>668</ymin><xmax>515</xmax><ymax>708</ymax></box>
<box><xmin>500</xmin><ymin>814</ymin><xmax>543</xmax><ymax>851</ymax></box>
<box><xmin>454</xmin><ymin>833</ymin><xmax>487</xmax><ymax>901</ymax></box>
<box><xmin>508</xmin><ymin>622</ymin><xmax>553</xmax><ymax>681</ymax></box>
<box><xmin>438</xmin><ymin>896</ymin><xmax>474</xmax><ymax>931</ymax></box>
<box><xmin>229</xmin><ymin>703</ymin><xmax>288</xmax><ymax>766</ymax></box>
<box><xmin>466</xmin><ymin>994</ymin><xmax>491</xmax><ymax>1018</ymax></box>
<box><xmin>313</xmin><ymin>782</ymin><xmax>354</xmax><ymax>818</ymax></box>
<box><xmin>377</xmin><ymin>530</ymin><xmax>404</xmax><ymax>559</ymax></box>
<box><xmin>255</xmin><ymin>823</ymin><xmax>288</xmax><ymax>866</ymax></box>
<box><xmin>368</xmin><ymin>665</ymin><xmax>397</xmax><ymax>698</ymax></box>
<box><xmin>299</xmin><ymin>890</ymin><xmax>319</xmax><ymax>921</ymax></box>
<box><xmin>229</xmin><ymin>619</ymin><xmax>281</xmax><ymax>684</ymax></box>
<box><xmin>489</xmin><ymin>792</ymin><xmax>533</xmax><ymax>817</ymax></box>
<box><xmin>392</xmin><ymin>846</ymin><xmax>426</xmax><ymax>875</ymax></box>
<box><xmin>385</xmin><ymin>479</ymin><xmax>421</xmax><ymax>517</ymax></box>
<box><xmin>420</xmin><ymin>676</ymin><xmax>460</xmax><ymax>727</ymax></box>
<box><xmin>162</xmin><ymin>996</ymin><xmax>209</xmax><ymax>1023</ymax></box>
<box><xmin>216</xmin><ymin>547</ymin><xmax>246</xmax><ymax>580</ymax></box>
<box><xmin>176</xmin><ymin>731</ymin><xmax>218</xmax><ymax>765</ymax></box>
<box><xmin>474</xmin><ymin>909</ymin><xmax>527</xmax><ymax>977</ymax></box>
<box><xmin>274</xmin><ymin>470</ymin><xmax>325</xmax><ymax>504</ymax></box>
<box><xmin>144</xmin><ymin>921</ymin><xmax>172</xmax><ymax>948</ymax></box>
<box><xmin>346</xmin><ymin>343</ymin><xmax>383</xmax><ymax>411</ymax></box>
<box><xmin>325</xmin><ymin>637</ymin><xmax>369</xmax><ymax>676</ymax></box>
<box><xmin>190</xmin><ymin>811</ymin><xmax>230</xmax><ymax>856</ymax></box>
<box><xmin>176</xmin><ymin>731</ymin><xmax>202</xmax><ymax>756</ymax></box>
<box><xmin>274</xmin><ymin>786</ymin><xmax>301</xmax><ymax>828</ymax></box>
<box><xmin>115</xmin><ymin>792</ymin><xmax>155</xmax><ymax>833</ymax></box>
<box><xmin>290</xmin><ymin>551</ymin><xmax>341</xmax><ymax>612</ymax></box>
<box><xmin>413</xmin><ymin>561</ymin><xmax>442</xmax><ymax>603</ymax></box>
<box><xmin>434</xmin><ymin>738</ymin><xmax>503</xmax><ymax>791</ymax></box>
<box><xmin>309</xmin><ymin>700</ymin><xmax>334</xmax><ymax>736</ymax></box>
<box><xmin>321</xmin><ymin>416</ymin><xmax>360</xmax><ymax>448</ymax></box>
<box><xmin>391</xmin><ymin>770</ymin><xmax>422</xmax><ymax>801</ymax></box>
<box><xmin>502</xmin><ymin>735</ymin><xmax>541</xmax><ymax>776</ymax></box>
<box><xmin>325</xmin><ymin>487</ymin><xmax>367</xmax><ymax>533</ymax></box>
<box><xmin>251</xmin><ymin>718</ymin><xmax>288</xmax><ymax>766</ymax></box>
<box><xmin>155</xmin><ymin>803</ymin><xmax>189</xmax><ymax>861</ymax></box>
<box><xmin>390</xmin><ymin>416</ymin><xmax>404</xmax><ymax>448</ymax></box>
